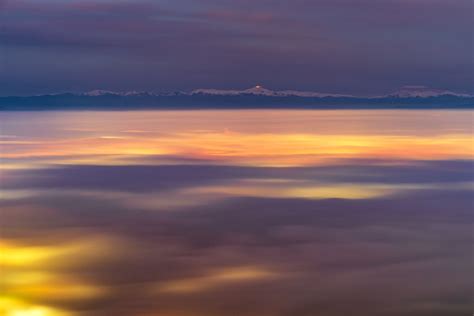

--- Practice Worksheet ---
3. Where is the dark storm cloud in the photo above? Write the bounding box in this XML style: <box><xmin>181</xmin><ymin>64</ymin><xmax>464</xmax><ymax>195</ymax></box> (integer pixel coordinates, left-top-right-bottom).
<box><xmin>1</xmin><ymin>0</ymin><xmax>472</xmax><ymax>95</ymax></box>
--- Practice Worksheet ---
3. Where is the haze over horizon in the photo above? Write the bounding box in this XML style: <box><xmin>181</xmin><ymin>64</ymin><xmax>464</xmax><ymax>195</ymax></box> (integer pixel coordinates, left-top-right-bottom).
<box><xmin>1</xmin><ymin>0</ymin><xmax>473</xmax><ymax>96</ymax></box>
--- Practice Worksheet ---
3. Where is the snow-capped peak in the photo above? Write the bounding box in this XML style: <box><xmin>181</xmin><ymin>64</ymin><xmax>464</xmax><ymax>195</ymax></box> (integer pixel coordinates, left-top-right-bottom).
<box><xmin>79</xmin><ymin>86</ymin><xmax>472</xmax><ymax>99</ymax></box>
<box><xmin>387</xmin><ymin>86</ymin><xmax>472</xmax><ymax>98</ymax></box>
<box><xmin>192</xmin><ymin>85</ymin><xmax>276</xmax><ymax>96</ymax></box>
<box><xmin>191</xmin><ymin>88</ymin><xmax>242</xmax><ymax>96</ymax></box>
<box><xmin>81</xmin><ymin>90</ymin><xmax>155</xmax><ymax>96</ymax></box>
<box><xmin>192</xmin><ymin>86</ymin><xmax>354</xmax><ymax>97</ymax></box>
<box><xmin>277</xmin><ymin>90</ymin><xmax>353</xmax><ymax>98</ymax></box>
<box><xmin>242</xmin><ymin>85</ymin><xmax>276</xmax><ymax>95</ymax></box>
<box><xmin>83</xmin><ymin>89</ymin><xmax>117</xmax><ymax>96</ymax></box>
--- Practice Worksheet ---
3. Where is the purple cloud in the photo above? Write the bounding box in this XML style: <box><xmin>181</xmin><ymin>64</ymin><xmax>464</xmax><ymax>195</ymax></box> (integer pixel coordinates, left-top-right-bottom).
<box><xmin>1</xmin><ymin>0</ymin><xmax>472</xmax><ymax>95</ymax></box>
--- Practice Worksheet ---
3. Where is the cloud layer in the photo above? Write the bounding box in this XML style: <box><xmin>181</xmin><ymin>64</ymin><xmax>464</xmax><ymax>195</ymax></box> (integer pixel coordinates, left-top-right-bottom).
<box><xmin>1</xmin><ymin>110</ymin><xmax>472</xmax><ymax>315</ymax></box>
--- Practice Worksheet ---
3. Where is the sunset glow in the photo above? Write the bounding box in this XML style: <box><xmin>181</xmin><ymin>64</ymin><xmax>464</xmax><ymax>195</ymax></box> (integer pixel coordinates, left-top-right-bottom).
<box><xmin>2</xmin><ymin>0</ymin><xmax>472</xmax><ymax>314</ymax></box>
<box><xmin>1</xmin><ymin>111</ymin><xmax>472</xmax><ymax>169</ymax></box>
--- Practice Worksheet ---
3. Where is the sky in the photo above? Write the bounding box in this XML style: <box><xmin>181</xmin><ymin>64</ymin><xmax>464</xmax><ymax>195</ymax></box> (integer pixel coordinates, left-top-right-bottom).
<box><xmin>1</xmin><ymin>0</ymin><xmax>473</xmax><ymax>96</ymax></box>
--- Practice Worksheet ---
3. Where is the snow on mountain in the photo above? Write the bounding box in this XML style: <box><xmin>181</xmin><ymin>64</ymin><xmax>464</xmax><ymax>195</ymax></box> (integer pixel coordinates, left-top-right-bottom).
<box><xmin>82</xmin><ymin>90</ymin><xmax>118</xmax><ymax>96</ymax></box>
<box><xmin>82</xmin><ymin>90</ymin><xmax>155</xmax><ymax>96</ymax></box>
<box><xmin>191</xmin><ymin>89</ymin><xmax>243</xmax><ymax>96</ymax></box>
<box><xmin>241</xmin><ymin>85</ymin><xmax>278</xmax><ymax>96</ymax></box>
<box><xmin>192</xmin><ymin>85</ymin><xmax>354</xmax><ymax>97</ymax></box>
<box><xmin>79</xmin><ymin>86</ymin><xmax>472</xmax><ymax>99</ymax></box>
<box><xmin>277</xmin><ymin>90</ymin><xmax>353</xmax><ymax>98</ymax></box>
<box><xmin>81</xmin><ymin>90</ymin><xmax>189</xmax><ymax>97</ymax></box>
<box><xmin>121</xmin><ymin>91</ymin><xmax>150</xmax><ymax>96</ymax></box>
<box><xmin>192</xmin><ymin>86</ymin><xmax>277</xmax><ymax>96</ymax></box>
<box><xmin>386</xmin><ymin>86</ymin><xmax>472</xmax><ymax>98</ymax></box>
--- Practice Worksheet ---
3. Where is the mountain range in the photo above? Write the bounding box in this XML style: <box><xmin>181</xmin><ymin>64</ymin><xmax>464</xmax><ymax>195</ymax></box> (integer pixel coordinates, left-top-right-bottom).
<box><xmin>1</xmin><ymin>86</ymin><xmax>473</xmax><ymax>110</ymax></box>
<box><xmin>80</xmin><ymin>85</ymin><xmax>472</xmax><ymax>98</ymax></box>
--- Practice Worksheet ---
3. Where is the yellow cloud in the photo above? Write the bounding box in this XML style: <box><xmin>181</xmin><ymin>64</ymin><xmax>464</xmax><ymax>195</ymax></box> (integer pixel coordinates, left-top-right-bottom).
<box><xmin>157</xmin><ymin>266</ymin><xmax>278</xmax><ymax>294</ymax></box>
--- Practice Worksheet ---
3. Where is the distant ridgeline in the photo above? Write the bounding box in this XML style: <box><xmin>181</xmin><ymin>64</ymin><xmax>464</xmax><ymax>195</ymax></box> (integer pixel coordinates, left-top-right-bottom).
<box><xmin>1</xmin><ymin>86</ymin><xmax>473</xmax><ymax>110</ymax></box>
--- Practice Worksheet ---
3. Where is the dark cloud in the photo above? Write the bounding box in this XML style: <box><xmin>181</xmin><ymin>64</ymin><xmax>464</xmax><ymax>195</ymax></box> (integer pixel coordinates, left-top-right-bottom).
<box><xmin>1</xmin><ymin>0</ymin><xmax>472</xmax><ymax>95</ymax></box>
